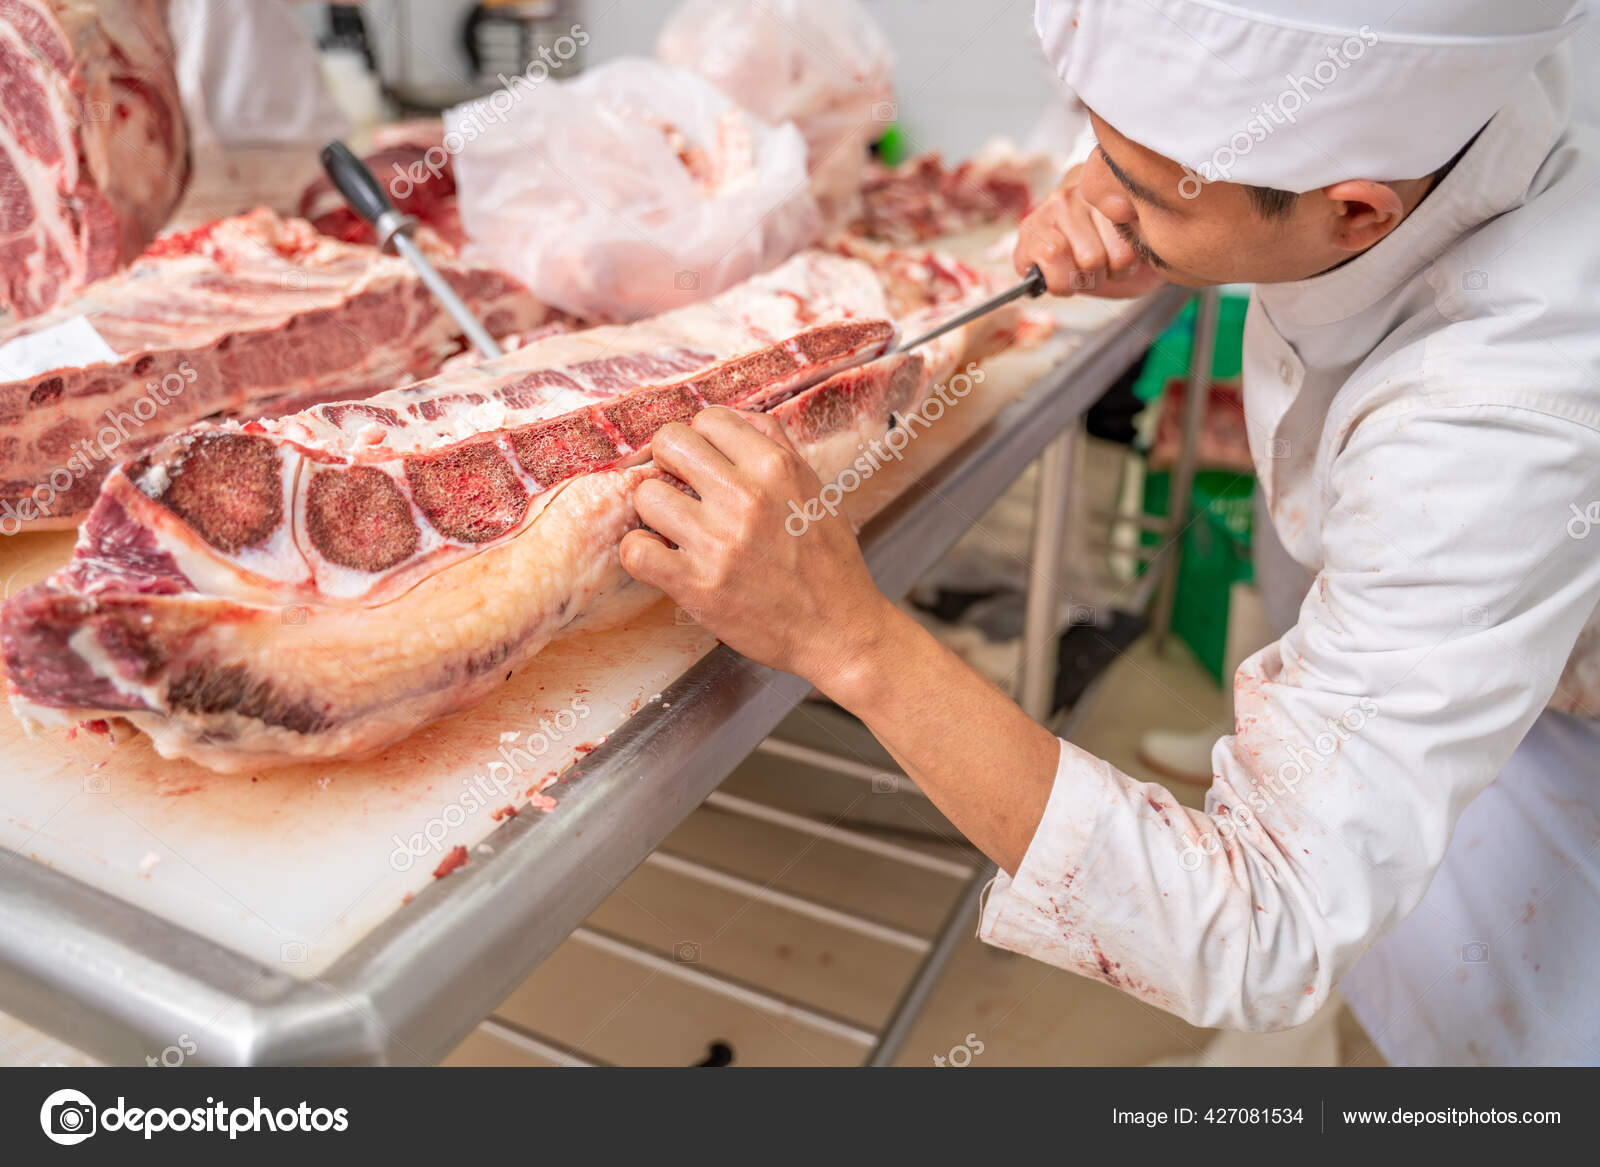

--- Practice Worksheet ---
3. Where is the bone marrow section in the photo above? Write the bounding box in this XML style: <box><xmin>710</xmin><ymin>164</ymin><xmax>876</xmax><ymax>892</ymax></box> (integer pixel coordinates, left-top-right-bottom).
<box><xmin>796</xmin><ymin>319</ymin><xmax>895</xmax><ymax>365</ymax></box>
<box><xmin>305</xmin><ymin>465</ymin><xmax>419</xmax><ymax>572</ymax></box>
<box><xmin>691</xmin><ymin>348</ymin><xmax>797</xmax><ymax>406</ymax></box>
<box><xmin>510</xmin><ymin>413</ymin><xmax>621</xmax><ymax>487</ymax></box>
<box><xmin>147</xmin><ymin>433</ymin><xmax>284</xmax><ymax>555</ymax></box>
<box><xmin>600</xmin><ymin>385</ymin><xmax>700</xmax><ymax>449</ymax></box>
<box><xmin>405</xmin><ymin>443</ymin><xmax>529</xmax><ymax>544</ymax></box>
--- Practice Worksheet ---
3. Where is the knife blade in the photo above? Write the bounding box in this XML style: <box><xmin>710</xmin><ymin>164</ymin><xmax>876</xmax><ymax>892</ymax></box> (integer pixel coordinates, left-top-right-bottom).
<box><xmin>893</xmin><ymin>264</ymin><xmax>1047</xmax><ymax>355</ymax></box>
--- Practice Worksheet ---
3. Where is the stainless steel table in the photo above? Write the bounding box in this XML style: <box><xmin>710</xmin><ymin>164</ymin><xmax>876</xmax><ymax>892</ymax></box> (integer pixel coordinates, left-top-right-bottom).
<box><xmin>0</xmin><ymin>287</ymin><xmax>1188</xmax><ymax>1065</ymax></box>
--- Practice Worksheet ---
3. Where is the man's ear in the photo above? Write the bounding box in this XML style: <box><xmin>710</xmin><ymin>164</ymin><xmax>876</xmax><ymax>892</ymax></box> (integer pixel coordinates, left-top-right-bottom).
<box><xmin>1319</xmin><ymin>179</ymin><xmax>1406</xmax><ymax>252</ymax></box>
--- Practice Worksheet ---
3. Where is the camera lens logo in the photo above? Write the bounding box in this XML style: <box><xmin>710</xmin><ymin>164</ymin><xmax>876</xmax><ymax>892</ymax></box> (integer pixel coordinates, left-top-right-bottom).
<box><xmin>40</xmin><ymin>1088</ymin><xmax>97</xmax><ymax>1145</ymax></box>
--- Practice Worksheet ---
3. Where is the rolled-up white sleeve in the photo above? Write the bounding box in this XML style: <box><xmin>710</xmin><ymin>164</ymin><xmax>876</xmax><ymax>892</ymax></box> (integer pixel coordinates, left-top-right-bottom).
<box><xmin>980</xmin><ymin>403</ymin><xmax>1600</xmax><ymax>1030</ymax></box>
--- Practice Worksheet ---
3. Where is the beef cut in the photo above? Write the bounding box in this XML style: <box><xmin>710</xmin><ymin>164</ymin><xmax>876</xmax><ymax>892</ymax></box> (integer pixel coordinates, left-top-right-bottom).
<box><xmin>854</xmin><ymin>151</ymin><xmax>1042</xmax><ymax>244</ymax></box>
<box><xmin>2</xmin><ymin>250</ymin><xmax>994</xmax><ymax>771</ymax></box>
<box><xmin>0</xmin><ymin>208</ymin><xmax>551</xmax><ymax>531</ymax></box>
<box><xmin>0</xmin><ymin>0</ymin><xmax>189</xmax><ymax>322</ymax></box>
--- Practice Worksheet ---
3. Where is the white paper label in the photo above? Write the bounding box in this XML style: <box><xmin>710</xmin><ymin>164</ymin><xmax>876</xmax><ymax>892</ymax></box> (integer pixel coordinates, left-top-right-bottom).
<box><xmin>0</xmin><ymin>316</ymin><xmax>120</xmax><ymax>382</ymax></box>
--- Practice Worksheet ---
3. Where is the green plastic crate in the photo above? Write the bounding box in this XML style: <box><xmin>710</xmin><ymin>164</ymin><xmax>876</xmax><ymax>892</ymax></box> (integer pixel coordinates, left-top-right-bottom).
<box><xmin>1131</xmin><ymin>293</ymin><xmax>1250</xmax><ymax>402</ymax></box>
<box><xmin>1128</xmin><ymin>289</ymin><xmax>1256</xmax><ymax>682</ymax></box>
<box><xmin>1141</xmin><ymin>470</ymin><xmax>1254</xmax><ymax>683</ymax></box>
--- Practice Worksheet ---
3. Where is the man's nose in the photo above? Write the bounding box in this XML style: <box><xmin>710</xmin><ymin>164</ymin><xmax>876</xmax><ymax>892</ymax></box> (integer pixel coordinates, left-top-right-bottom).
<box><xmin>1080</xmin><ymin>154</ymin><xmax>1137</xmax><ymax>226</ymax></box>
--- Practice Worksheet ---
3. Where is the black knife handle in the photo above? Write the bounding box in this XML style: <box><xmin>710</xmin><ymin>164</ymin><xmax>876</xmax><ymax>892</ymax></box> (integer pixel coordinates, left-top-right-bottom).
<box><xmin>319</xmin><ymin>140</ymin><xmax>395</xmax><ymax>227</ymax></box>
<box><xmin>1022</xmin><ymin>264</ymin><xmax>1047</xmax><ymax>297</ymax></box>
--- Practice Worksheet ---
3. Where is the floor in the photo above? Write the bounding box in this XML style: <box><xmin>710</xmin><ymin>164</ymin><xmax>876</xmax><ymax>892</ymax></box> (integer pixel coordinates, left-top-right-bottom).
<box><xmin>0</xmin><ymin>435</ymin><xmax>1381</xmax><ymax>1068</ymax></box>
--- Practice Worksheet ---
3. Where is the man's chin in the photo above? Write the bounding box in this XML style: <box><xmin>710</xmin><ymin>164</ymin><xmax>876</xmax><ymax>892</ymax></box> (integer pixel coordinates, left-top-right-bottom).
<box><xmin>1155</xmin><ymin>269</ymin><xmax>1225</xmax><ymax>289</ymax></box>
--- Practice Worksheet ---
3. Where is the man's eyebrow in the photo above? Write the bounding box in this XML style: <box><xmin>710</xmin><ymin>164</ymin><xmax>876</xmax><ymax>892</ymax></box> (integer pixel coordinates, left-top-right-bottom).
<box><xmin>1097</xmin><ymin>144</ymin><xmax>1177</xmax><ymax>212</ymax></box>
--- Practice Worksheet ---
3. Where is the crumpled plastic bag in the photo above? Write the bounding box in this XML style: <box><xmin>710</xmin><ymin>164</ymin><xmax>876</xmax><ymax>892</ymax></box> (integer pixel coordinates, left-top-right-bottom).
<box><xmin>447</xmin><ymin>59</ymin><xmax>819</xmax><ymax>322</ymax></box>
<box><xmin>658</xmin><ymin>0</ymin><xmax>896</xmax><ymax>230</ymax></box>
<box><xmin>170</xmin><ymin>0</ymin><xmax>348</xmax><ymax>149</ymax></box>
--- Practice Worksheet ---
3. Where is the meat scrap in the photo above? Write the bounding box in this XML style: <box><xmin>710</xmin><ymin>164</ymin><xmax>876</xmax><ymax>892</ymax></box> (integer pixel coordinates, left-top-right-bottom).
<box><xmin>0</xmin><ymin>0</ymin><xmax>189</xmax><ymax>323</ymax></box>
<box><xmin>852</xmin><ymin>151</ymin><xmax>1039</xmax><ymax>244</ymax></box>
<box><xmin>1147</xmin><ymin>378</ymin><xmax>1253</xmax><ymax>473</ymax></box>
<box><xmin>2</xmin><ymin>250</ymin><xmax>993</xmax><ymax>772</ymax></box>
<box><xmin>0</xmin><ymin>208</ymin><xmax>552</xmax><ymax>531</ymax></box>
<box><xmin>432</xmin><ymin>845</ymin><xmax>468</xmax><ymax>879</ymax></box>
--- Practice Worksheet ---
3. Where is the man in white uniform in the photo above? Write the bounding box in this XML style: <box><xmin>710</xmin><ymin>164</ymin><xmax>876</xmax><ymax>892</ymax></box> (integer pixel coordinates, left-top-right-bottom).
<box><xmin>619</xmin><ymin>0</ymin><xmax>1600</xmax><ymax>1065</ymax></box>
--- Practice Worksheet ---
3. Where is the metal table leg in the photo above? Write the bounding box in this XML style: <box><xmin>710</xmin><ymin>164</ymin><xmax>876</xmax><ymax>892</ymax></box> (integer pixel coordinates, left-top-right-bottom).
<box><xmin>868</xmin><ymin>423</ymin><xmax>1079</xmax><ymax>1066</ymax></box>
<box><xmin>1018</xmin><ymin>427</ymin><xmax>1077</xmax><ymax>723</ymax></box>
<box><xmin>1152</xmin><ymin>288</ymin><xmax>1221</xmax><ymax>649</ymax></box>
<box><xmin>864</xmin><ymin>858</ymin><xmax>995</xmax><ymax>1066</ymax></box>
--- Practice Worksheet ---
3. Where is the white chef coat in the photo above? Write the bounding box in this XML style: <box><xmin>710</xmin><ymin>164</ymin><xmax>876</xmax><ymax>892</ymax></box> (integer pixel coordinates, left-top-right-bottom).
<box><xmin>979</xmin><ymin>48</ymin><xmax>1600</xmax><ymax>1065</ymax></box>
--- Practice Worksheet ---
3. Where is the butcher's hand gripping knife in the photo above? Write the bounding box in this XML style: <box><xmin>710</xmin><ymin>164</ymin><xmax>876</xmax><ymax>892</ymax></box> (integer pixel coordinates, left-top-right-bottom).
<box><xmin>319</xmin><ymin>140</ymin><xmax>505</xmax><ymax>360</ymax></box>
<box><xmin>894</xmin><ymin>264</ymin><xmax>1047</xmax><ymax>355</ymax></box>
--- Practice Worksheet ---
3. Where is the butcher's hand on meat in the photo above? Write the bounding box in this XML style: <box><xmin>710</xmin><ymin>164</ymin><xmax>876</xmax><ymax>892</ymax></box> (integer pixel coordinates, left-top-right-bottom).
<box><xmin>1013</xmin><ymin>164</ymin><xmax>1168</xmax><ymax>298</ymax></box>
<box><xmin>622</xmin><ymin>408</ymin><xmax>1061</xmax><ymax>875</ymax></box>
<box><xmin>622</xmin><ymin>408</ymin><xmax>881</xmax><ymax>690</ymax></box>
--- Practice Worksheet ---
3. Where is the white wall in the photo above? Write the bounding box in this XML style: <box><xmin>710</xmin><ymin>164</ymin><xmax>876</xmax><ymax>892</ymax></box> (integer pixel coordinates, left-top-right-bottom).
<box><xmin>311</xmin><ymin>0</ymin><xmax>1072</xmax><ymax>159</ymax></box>
<box><xmin>858</xmin><ymin>0</ymin><xmax>1069</xmax><ymax>159</ymax></box>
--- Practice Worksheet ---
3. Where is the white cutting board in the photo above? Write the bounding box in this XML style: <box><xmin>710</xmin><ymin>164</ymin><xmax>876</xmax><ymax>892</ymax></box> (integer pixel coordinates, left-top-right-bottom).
<box><xmin>0</xmin><ymin>271</ymin><xmax>1136</xmax><ymax>977</ymax></box>
<box><xmin>0</xmin><ymin>548</ymin><xmax>716</xmax><ymax>975</ymax></box>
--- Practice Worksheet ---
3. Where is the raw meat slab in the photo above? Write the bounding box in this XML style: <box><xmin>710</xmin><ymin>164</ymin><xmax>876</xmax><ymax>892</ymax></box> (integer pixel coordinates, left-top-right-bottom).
<box><xmin>0</xmin><ymin>0</ymin><xmax>188</xmax><ymax>322</ymax></box>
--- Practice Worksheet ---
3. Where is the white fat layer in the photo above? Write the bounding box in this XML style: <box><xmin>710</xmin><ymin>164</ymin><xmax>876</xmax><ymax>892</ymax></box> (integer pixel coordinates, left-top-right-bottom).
<box><xmin>451</xmin><ymin>398</ymin><xmax>511</xmax><ymax>436</ymax></box>
<box><xmin>67</xmin><ymin>626</ymin><xmax>165</xmax><ymax>710</ymax></box>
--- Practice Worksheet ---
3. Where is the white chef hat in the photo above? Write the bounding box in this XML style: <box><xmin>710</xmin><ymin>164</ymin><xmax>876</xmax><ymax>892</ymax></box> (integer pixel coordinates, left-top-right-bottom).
<box><xmin>1035</xmin><ymin>0</ymin><xmax>1586</xmax><ymax>192</ymax></box>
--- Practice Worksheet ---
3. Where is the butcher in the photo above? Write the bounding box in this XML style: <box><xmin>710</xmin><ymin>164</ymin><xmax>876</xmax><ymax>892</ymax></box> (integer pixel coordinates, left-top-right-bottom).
<box><xmin>619</xmin><ymin>0</ymin><xmax>1600</xmax><ymax>1066</ymax></box>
